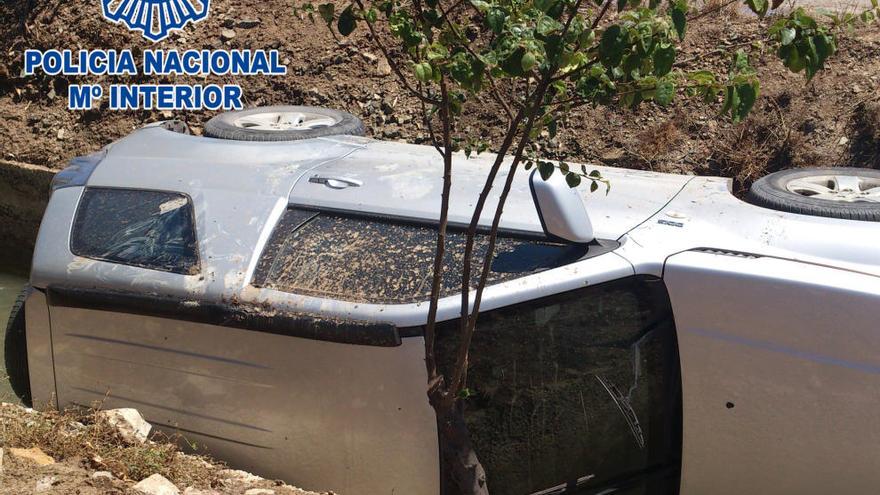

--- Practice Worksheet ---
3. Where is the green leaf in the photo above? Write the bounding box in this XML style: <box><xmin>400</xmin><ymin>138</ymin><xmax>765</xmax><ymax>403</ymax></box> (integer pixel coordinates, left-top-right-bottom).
<box><xmin>566</xmin><ymin>172</ymin><xmax>582</xmax><ymax>187</ymax></box>
<box><xmin>521</xmin><ymin>51</ymin><xmax>538</xmax><ymax>72</ymax></box>
<box><xmin>590</xmin><ymin>181</ymin><xmax>599</xmax><ymax>192</ymax></box>
<box><xmin>487</xmin><ymin>8</ymin><xmax>507</xmax><ymax>34</ymax></box>
<box><xmin>538</xmin><ymin>160</ymin><xmax>555</xmax><ymax>180</ymax></box>
<box><xmin>470</xmin><ymin>0</ymin><xmax>491</xmax><ymax>12</ymax></box>
<box><xmin>733</xmin><ymin>83</ymin><xmax>758</xmax><ymax>122</ymax></box>
<box><xmin>500</xmin><ymin>47</ymin><xmax>526</xmax><ymax>76</ymax></box>
<box><xmin>599</xmin><ymin>25</ymin><xmax>627</xmax><ymax>67</ymax></box>
<box><xmin>534</xmin><ymin>0</ymin><xmax>557</xmax><ymax>13</ymax></box>
<box><xmin>780</xmin><ymin>27</ymin><xmax>796</xmax><ymax>45</ymax></box>
<box><xmin>655</xmin><ymin>80</ymin><xmax>675</xmax><ymax>105</ymax></box>
<box><xmin>413</xmin><ymin>62</ymin><xmax>433</xmax><ymax>82</ymax></box>
<box><xmin>653</xmin><ymin>44</ymin><xmax>675</xmax><ymax>76</ymax></box>
<box><xmin>317</xmin><ymin>3</ymin><xmax>335</xmax><ymax>25</ymax></box>
<box><xmin>746</xmin><ymin>0</ymin><xmax>769</xmax><ymax>17</ymax></box>
<box><xmin>671</xmin><ymin>1</ymin><xmax>687</xmax><ymax>40</ymax></box>
<box><xmin>337</xmin><ymin>5</ymin><xmax>357</xmax><ymax>35</ymax></box>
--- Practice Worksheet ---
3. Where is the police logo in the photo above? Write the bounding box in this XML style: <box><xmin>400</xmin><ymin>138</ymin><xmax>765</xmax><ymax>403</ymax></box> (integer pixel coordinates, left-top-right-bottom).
<box><xmin>101</xmin><ymin>0</ymin><xmax>210</xmax><ymax>43</ymax></box>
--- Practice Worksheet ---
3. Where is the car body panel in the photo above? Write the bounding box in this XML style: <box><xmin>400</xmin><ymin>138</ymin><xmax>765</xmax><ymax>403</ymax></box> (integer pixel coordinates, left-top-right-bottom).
<box><xmin>46</xmin><ymin>304</ymin><xmax>439</xmax><ymax>495</ymax></box>
<box><xmin>24</xmin><ymin>289</ymin><xmax>56</xmax><ymax>408</ymax></box>
<box><xmin>665</xmin><ymin>251</ymin><xmax>880</xmax><ymax>495</ymax></box>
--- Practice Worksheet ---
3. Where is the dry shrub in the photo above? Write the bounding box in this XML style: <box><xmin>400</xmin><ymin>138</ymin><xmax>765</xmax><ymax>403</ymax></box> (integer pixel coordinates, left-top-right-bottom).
<box><xmin>708</xmin><ymin>103</ymin><xmax>803</xmax><ymax>194</ymax></box>
<box><xmin>0</xmin><ymin>403</ymin><xmax>220</xmax><ymax>487</ymax></box>
<box><xmin>632</xmin><ymin>116</ymin><xmax>686</xmax><ymax>167</ymax></box>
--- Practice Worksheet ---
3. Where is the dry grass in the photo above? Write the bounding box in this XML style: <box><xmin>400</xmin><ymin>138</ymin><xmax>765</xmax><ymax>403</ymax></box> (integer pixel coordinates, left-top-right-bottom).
<box><xmin>0</xmin><ymin>403</ymin><xmax>221</xmax><ymax>487</ymax></box>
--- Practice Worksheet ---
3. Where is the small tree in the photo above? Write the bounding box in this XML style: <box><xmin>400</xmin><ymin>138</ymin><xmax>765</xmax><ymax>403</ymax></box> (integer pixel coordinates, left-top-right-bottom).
<box><xmin>296</xmin><ymin>0</ymin><xmax>878</xmax><ymax>492</ymax></box>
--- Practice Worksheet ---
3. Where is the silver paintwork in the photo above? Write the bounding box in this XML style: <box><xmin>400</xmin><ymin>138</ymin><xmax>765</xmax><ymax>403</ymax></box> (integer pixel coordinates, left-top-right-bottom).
<box><xmin>24</xmin><ymin>289</ymin><xmax>56</xmax><ymax>409</ymax></box>
<box><xmin>528</xmin><ymin>168</ymin><xmax>595</xmax><ymax>242</ymax></box>
<box><xmin>48</xmin><ymin>306</ymin><xmax>438</xmax><ymax>495</ymax></box>
<box><xmin>665</xmin><ymin>251</ymin><xmax>880</xmax><ymax>494</ymax></box>
<box><xmin>26</xmin><ymin>124</ymin><xmax>880</xmax><ymax>494</ymax></box>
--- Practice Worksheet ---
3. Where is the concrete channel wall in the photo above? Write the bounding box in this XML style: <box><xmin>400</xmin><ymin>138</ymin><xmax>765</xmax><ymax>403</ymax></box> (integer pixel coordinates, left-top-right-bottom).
<box><xmin>0</xmin><ymin>160</ymin><xmax>54</xmax><ymax>269</ymax></box>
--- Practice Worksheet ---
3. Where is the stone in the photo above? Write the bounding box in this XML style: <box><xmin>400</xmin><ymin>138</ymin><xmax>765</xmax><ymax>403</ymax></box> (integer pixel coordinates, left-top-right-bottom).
<box><xmin>838</xmin><ymin>136</ymin><xmax>849</xmax><ymax>146</ymax></box>
<box><xmin>244</xmin><ymin>490</ymin><xmax>275</xmax><ymax>495</ymax></box>
<box><xmin>0</xmin><ymin>448</ymin><xmax>4</xmax><ymax>474</ymax></box>
<box><xmin>183</xmin><ymin>488</ymin><xmax>221</xmax><ymax>495</ymax></box>
<box><xmin>56</xmin><ymin>128</ymin><xmax>65</xmax><ymax>140</ymax></box>
<box><xmin>220</xmin><ymin>29</ymin><xmax>237</xmax><ymax>42</ymax></box>
<box><xmin>376</xmin><ymin>58</ymin><xmax>392</xmax><ymax>76</ymax></box>
<box><xmin>35</xmin><ymin>476</ymin><xmax>58</xmax><ymax>492</ymax></box>
<box><xmin>98</xmin><ymin>408</ymin><xmax>152</xmax><ymax>444</ymax></box>
<box><xmin>90</xmin><ymin>471</ymin><xmax>114</xmax><ymax>487</ymax></box>
<box><xmin>133</xmin><ymin>474</ymin><xmax>180</xmax><ymax>495</ymax></box>
<box><xmin>361</xmin><ymin>52</ymin><xmax>377</xmax><ymax>62</ymax></box>
<box><xmin>8</xmin><ymin>447</ymin><xmax>55</xmax><ymax>466</ymax></box>
<box><xmin>237</xmin><ymin>18</ymin><xmax>261</xmax><ymax>28</ymax></box>
<box><xmin>218</xmin><ymin>469</ymin><xmax>263</xmax><ymax>484</ymax></box>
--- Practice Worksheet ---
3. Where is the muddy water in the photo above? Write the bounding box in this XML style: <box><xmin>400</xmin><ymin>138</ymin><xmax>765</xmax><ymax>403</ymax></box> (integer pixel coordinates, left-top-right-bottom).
<box><xmin>0</xmin><ymin>267</ymin><xmax>29</xmax><ymax>403</ymax></box>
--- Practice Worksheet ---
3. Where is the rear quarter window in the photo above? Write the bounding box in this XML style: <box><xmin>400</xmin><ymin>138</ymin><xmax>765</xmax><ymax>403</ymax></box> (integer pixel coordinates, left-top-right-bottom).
<box><xmin>71</xmin><ymin>188</ymin><xmax>199</xmax><ymax>275</ymax></box>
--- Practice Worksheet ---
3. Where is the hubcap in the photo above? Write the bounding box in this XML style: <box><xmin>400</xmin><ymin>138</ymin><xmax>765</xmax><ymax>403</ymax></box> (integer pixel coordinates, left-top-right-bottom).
<box><xmin>786</xmin><ymin>174</ymin><xmax>880</xmax><ymax>203</ymax></box>
<box><xmin>233</xmin><ymin>111</ymin><xmax>338</xmax><ymax>131</ymax></box>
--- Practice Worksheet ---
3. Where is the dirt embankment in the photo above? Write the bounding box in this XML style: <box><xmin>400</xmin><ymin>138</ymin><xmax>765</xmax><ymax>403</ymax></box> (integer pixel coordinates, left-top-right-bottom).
<box><xmin>0</xmin><ymin>402</ymin><xmax>330</xmax><ymax>495</ymax></box>
<box><xmin>0</xmin><ymin>0</ymin><xmax>878</xmax><ymax>254</ymax></box>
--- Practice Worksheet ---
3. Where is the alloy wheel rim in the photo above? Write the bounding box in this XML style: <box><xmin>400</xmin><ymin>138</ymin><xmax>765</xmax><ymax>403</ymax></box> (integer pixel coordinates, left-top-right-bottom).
<box><xmin>785</xmin><ymin>174</ymin><xmax>880</xmax><ymax>203</ymax></box>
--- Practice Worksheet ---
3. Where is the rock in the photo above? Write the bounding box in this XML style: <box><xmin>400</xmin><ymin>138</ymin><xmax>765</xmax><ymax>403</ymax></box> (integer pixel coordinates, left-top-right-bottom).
<box><xmin>237</xmin><ymin>18</ymin><xmax>261</xmax><ymax>28</ymax></box>
<box><xmin>133</xmin><ymin>474</ymin><xmax>180</xmax><ymax>495</ymax></box>
<box><xmin>8</xmin><ymin>447</ymin><xmax>55</xmax><ymax>466</ymax></box>
<box><xmin>361</xmin><ymin>52</ymin><xmax>377</xmax><ymax>62</ymax></box>
<box><xmin>838</xmin><ymin>136</ymin><xmax>849</xmax><ymax>146</ymax></box>
<box><xmin>56</xmin><ymin>128</ymin><xmax>65</xmax><ymax>140</ymax></box>
<box><xmin>244</xmin><ymin>490</ymin><xmax>275</xmax><ymax>495</ymax></box>
<box><xmin>220</xmin><ymin>29</ymin><xmax>237</xmax><ymax>42</ymax></box>
<box><xmin>35</xmin><ymin>476</ymin><xmax>58</xmax><ymax>492</ymax></box>
<box><xmin>218</xmin><ymin>469</ymin><xmax>263</xmax><ymax>484</ymax></box>
<box><xmin>90</xmin><ymin>471</ymin><xmax>114</xmax><ymax>487</ymax></box>
<box><xmin>376</xmin><ymin>58</ymin><xmax>392</xmax><ymax>76</ymax></box>
<box><xmin>98</xmin><ymin>408</ymin><xmax>152</xmax><ymax>444</ymax></box>
<box><xmin>183</xmin><ymin>488</ymin><xmax>221</xmax><ymax>495</ymax></box>
<box><xmin>161</xmin><ymin>110</ymin><xmax>174</xmax><ymax>119</ymax></box>
<box><xmin>0</xmin><ymin>448</ymin><xmax>4</xmax><ymax>474</ymax></box>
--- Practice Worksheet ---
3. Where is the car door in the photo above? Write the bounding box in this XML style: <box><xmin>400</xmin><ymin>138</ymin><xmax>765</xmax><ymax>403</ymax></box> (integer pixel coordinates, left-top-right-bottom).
<box><xmin>664</xmin><ymin>250</ymin><xmax>880</xmax><ymax>495</ymax></box>
<box><xmin>431</xmin><ymin>275</ymin><xmax>682</xmax><ymax>494</ymax></box>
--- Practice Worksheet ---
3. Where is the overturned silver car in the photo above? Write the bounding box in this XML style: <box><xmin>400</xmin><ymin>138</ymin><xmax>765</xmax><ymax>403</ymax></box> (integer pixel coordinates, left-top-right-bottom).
<box><xmin>6</xmin><ymin>106</ymin><xmax>880</xmax><ymax>495</ymax></box>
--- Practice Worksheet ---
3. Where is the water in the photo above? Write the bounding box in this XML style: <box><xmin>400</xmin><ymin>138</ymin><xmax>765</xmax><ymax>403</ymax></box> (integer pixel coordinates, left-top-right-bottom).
<box><xmin>0</xmin><ymin>268</ymin><xmax>29</xmax><ymax>403</ymax></box>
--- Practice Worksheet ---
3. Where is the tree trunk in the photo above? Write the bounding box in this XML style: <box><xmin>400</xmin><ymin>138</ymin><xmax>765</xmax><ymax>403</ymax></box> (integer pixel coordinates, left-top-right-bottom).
<box><xmin>436</xmin><ymin>401</ymin><xmax>489</xmax><ymax>495</ymax></box>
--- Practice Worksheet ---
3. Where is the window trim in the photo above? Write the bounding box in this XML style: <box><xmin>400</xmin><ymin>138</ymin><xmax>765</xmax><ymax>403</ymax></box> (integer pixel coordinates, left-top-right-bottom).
<box><xmin>70</xmin><ymin>186</ymin><xmax>202</xmax><ymax>275</ymax></box>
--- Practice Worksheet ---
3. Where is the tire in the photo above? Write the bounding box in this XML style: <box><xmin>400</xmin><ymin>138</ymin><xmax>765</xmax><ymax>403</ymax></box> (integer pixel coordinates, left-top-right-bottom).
<box><xmin>203</xmin><ymin>105</ymin><xmax>365</xmax><ymax>142</ymax></box>
<box><xmin>747</xmin><ymin>167</ymin><xmax>880</xmax><ymax>222</ymax></box>
<box><xmin>4</xmin><ymin>286</ymin><xmax>31</xmax><ymax>406</ymax></box>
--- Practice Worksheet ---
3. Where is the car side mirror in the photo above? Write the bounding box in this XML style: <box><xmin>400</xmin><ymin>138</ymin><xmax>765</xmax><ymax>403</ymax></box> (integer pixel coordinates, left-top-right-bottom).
<box><xmin>529</xmin><ymin>168</ymin><xmax>595</xmax><ymax>243</ymax></box>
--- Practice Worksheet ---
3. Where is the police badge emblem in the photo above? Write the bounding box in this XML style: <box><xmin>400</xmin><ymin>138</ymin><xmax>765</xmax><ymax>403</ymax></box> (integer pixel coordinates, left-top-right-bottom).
<box><xmin>101</xmin><ymin>0</ymin><xmax>210</xmax><ymax>43</ymax></box>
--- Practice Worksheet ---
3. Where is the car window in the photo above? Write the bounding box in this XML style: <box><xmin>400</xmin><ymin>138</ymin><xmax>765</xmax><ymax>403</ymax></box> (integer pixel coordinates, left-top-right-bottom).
<box><xmin>252</xmin><ymin>208</ymin><xmax>610</xmax><ymax>304</ymax></box>
<box><xmin>71</xmin><ymin>188</ymin><xmax>199</xmax><ymax>275</ymax></box>
<box><xmin>434</xmin><ymin>276</ymin><xmax>680</xmax><ymax>494</ymax></box>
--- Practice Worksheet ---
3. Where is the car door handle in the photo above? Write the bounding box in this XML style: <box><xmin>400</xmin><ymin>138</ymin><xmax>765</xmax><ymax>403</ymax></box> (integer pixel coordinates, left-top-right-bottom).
<box><xmin>308</xmin><ymin>175</ymin><xmax>363</xmax><ymax>189</ymax></box>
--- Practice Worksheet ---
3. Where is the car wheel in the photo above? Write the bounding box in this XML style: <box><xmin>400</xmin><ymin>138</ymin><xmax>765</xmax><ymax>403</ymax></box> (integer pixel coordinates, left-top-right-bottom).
<box><xmin>203</xmin><ymin>105</ymin><xmax>365</xmax><ymax>142</ymax></box>
<box><xmin>747</xmin><ymin>167</ymin><xmax>880</xmax><ymax>221</ymax></box>
<box><xmin>4</xmin><ymin>286</ymin><xmax>31</xmax><ymax>406</ymax></box>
